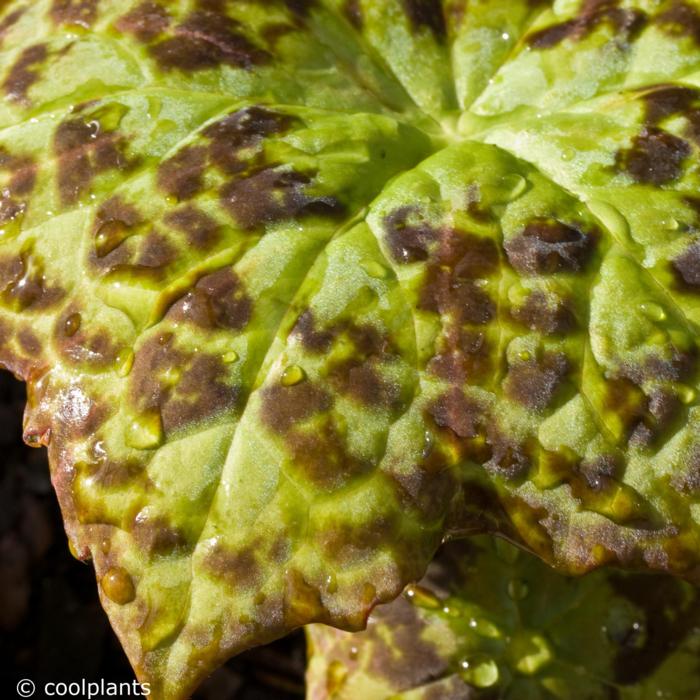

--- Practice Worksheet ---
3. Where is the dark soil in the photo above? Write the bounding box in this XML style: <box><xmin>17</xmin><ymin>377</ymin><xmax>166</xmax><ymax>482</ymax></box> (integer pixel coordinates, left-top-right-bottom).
<box><xmin>0</xmin><ymin>371</ymin><xmax>306</xmax><ymax>699</ymax></box>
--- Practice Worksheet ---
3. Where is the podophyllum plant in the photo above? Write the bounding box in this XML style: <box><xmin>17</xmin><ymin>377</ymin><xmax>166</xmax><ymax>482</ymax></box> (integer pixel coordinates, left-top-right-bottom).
<box><xmin>2</xmin><ymin>0</ymin><xmax>700</xmax><ymax>697</ymax></box>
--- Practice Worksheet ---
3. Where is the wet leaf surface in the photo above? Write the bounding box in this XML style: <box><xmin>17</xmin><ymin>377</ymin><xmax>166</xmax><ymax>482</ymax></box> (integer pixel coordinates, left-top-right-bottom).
<box><xmin>1</xmin><ymin>1</ymin><xmax>700</xmax><ymax>697</ymax></box>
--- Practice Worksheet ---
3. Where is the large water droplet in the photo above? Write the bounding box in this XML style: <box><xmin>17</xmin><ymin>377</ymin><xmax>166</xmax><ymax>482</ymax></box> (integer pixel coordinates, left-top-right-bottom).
<box><xmin>281</xmin><ymin>365</ymin><xmax>306</xmax><ymax>387</ymax></box>
<box><xmin>64</xmin><ymin>312</ymin><xmax>82</xmax><ymax>337</ymax></box>
<box><xmin>101</xmin><ymin>567</ymin><xmax>136</xmax><ymax>605</ymax></box>
<box><xmin>586</xmin><ymin>200</ymin><xmax>631</xmax><ymax>243</ymax></box>
<box><xmin>223</xmin><ymin>350</ymin><xmax>239</xmax><ymax>364</ymax></box>
<box><xmin>501</xmin><ymin>174</ymin><xmax>528</xmax><ymax>202</ymax></box>
<box><xmin>126</xmin><ymin>412</ymin><xmax>164</xmax><ymax>450</ymax></box>
<box><xmin>459</xmin><ymin>657</ymin><xmax>500</xmax><ymax>688</ymax></box>
<box><xmin>640</xmin><ymin>302</ymin><xmax>666</xmax><ymax>322</ymax></box>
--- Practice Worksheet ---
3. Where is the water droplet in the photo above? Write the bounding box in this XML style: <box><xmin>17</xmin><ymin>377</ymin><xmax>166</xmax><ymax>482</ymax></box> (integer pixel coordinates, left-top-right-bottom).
<box><xmin>64</xmin><ymin>312</ymin><xmax>81</xmax><ymax>337</ymax></box>
<box><xmin>661</xmin><ymin>217</ymin><xmax>680</xmax><ymax>231</ymax></box>
<box><xmin>586</xmin><ymin>200</ymin><xmax>631</xmax><ymax>243</ymax></box>
<box><xmin>281</xmin><ymin>365</ymin><xmax>306</xmax><ymax>387</ymax></box>
<box><xmin>518</xmin><ymin>350</ymin><xmax>532</xmax><ymax>362</ymax></box>
<box><xmin>361</xmin><ymin>259</ymin><xmax>390</xmax><ymax>279</ymax></box>
<box><xmin>468</xmin><ymin>617</ymin><xmax>501</xmax><ymax>639</ymax></box>
<box><xmin>561</xmin><ymin>147</ymin><xmax>576</xmax><ymax>162</ymax></box>
<box><xmin>405</xmin><ymin>584</ymin><xmax>441</xmax><ymax>610</ymax></box>
<box><xmin>508</xmin><ymin>578</ymin><xmax>529</xmax><ymax>601</ymax></box>
<box><xmin>421</xmin><ymin>430</ymin><xmax>435</xmax><ymax>459</ymax></box>
<box><xmin>442</xmin><ymin>604</ymin><xmax>462</xmax><ymax>618</ymax></box>
<box><xmin>640</xmin><ymin>302</ymin><xmax>666</xmax><ymax>322</ymax></box>
<box><xmin>459</xmin><ymin>657</ymin><xmax>500</xmax><ymax>688</ymax></box>
<box><xmin>500</xmin><ymin>174</ymin><xmax>528</xmax><ymax>202</ymax></box>
<box><xmin>117</xmin><ymin>349</ymin><xmax>135</xmax><ymax>377</ymax></box>
<box><xmin>501</xmin><ymin>31</ymin><xmax>511</xmax><ymax>40</ymax></box>
<box><xmin>678</xmin><ymin>385</ymin><xmax>697</xmax><ymax>405</ymax></box>
<box><xmin>101</xmin><ymin>567</ymin><xmax>136</xmax><ymax>605</ymax></box>
<box><xmin>100</xmin><ymin>538</ymin><xmax>111</xmax><ymax>554</ymax></box>
<box><xmin>126</xmin><ymin>412</ymin><xmax>164</xmax><ymax>450</ymax></box>
<box><xmin>349</xmin><ymin>646</ymin><xmax>359</xmax><ymax>660</ymax></box>
<box><xmin>223</xmin><ymin>350</ymin><xmax>239</xmax><ymax>364</ymax></box>
<box><xmin>326</xmin><ymin>573</ymin><xmax>338</xmax><ymax>594</ymax></box>
<box><xmin>95</xmin><ymin>220</ymin><xmax>131</xmax><ymax>257</ymax></box>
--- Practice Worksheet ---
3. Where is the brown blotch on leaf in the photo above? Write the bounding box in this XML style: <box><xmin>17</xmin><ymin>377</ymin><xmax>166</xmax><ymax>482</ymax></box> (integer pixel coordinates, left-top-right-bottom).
<box><xmin>319</xmin><ymin>514</ymin><xmax>399</xmax><ymax>567</ymax></box>
<box><xmin>673</xmin><ymin>241</ymin><xmax>700</xmax><ymax>291</ymax></box>
<box><xmin>617</xmin><ymin>128</ymin><xmax>691</xmax><ymax>185</ymax></box>
<box><xmin>54</xmin><ymin>115</ymin><xmax>132</xmax><ymax>206</ymax></box>
<box><xmin>0</xmin><ymin>8</ymin><xmax>26</xmax><ymax>46</ymax></box>
<box><xmin>54</xmin><ymin>306</ymin><xmax>121</xmax><ymax>369</ymax></box>
<box><xmin>3</xmin><ymin>44</ymin><xmax>48</xmax><ymax>104</ymax></box>
<box><xmin>115</xmin><ymin>2</ymin><xmax>171</xmax><ymax>43</ymax></box>
<box><xmin>505</xmin><ymin>219</ymin><xmax>595</xmax><ymax>275</ymax></box>
<box><xmin>0</xmin><ymin>251</ymin><xmax>64</xmax><ymax>311</ymax></box>
<box><xmin>167</xmin><ymin>268</ymin><xmax>252</xmax><ymax>331</ymax></box>
<box><xmin>164</xmin><ymin>205</ymin><xmax>221</xmax><ymax>250</ymax></box>
<box><xmin>511</xmin><ymin>290</ymin><xmax>577</xmax><ymax>335</ymax></box>
<box><xmin>671</xmin><ymin>446</ymin><xmax>700</xmax><ymax>494</ymax></box>
<box><xmin>343</xmin><ymin>0</ymin><xmax>363</xmax><ymax>28</ymax></box>
<box><xmin>133</xmin><ymin>516</ymin><xmax>186</xmax><ymax>556</ymax></box>
<box><xmin>288</xmin><ymin>417</ymin><xmax>372</xmax><ymax>490</ymax></box>
<box><xmin>420</xmin><ymin>229</ymin><xmax>499</xmax><ymax>325</ymax></box>
<box><xmin>291</xmin><ymin>310</ymin><xmax>335</xmax><ymax>353</ymax></box>
<box><xmin>221</xmin><ymin>167</ymin><xmax>344</xmax><ymax>230</ymax></box>
<box><xmin>0</xmin><ymin>148</ymin><xmax>37</xmax><ymax>225</ymax></box>
<box><xmin>505</xmin><ymin>352</ymin><xmax>570</xmax><ymax>411</ymax></box>
<box><xmin>203</xmin><ymin>106</ymin><xmax>295</xmax><ymax>175</ymax></box>
<box><xmin>367</xmin><ymin>596</ymin><xmax>449</xmax><ymax>690</ymax></box>
<box><xmin>428</xmin><ymin>388</ymin><xmax>483</xmax><ymax>440</ymax></box>
<box><xmin>17</xmin><ymin>328</ymin><xmax>40</xmax><ymax>355</ymax></box>
<box><xmin>205</xmin><ymin>543</ymin><xmax>261</xmax><ymax>590</ymax></box>
<box><xmin>383</xmin><ymin>207</ymin><xmax>438</xmax><ymax>264</ymax></box>
<box><xmin>150</xmin><ymin>10</ymin><xmax>270</xmax><ymax>72</ymax></box>
<box><xmin>528</xmin><ymin>0</ymin><xmax>646</xmax><ymax>49</ymax></box>
<box><xmin>50</xmin><ymin>0</ymin><xmax>98</xmax><ymax>27</ymax></box>
<box><xmin>134</xmin><ymin>230</ymin><xmax>177</xmax><ymax>271</ymax></box>
<box><xmin>427</xmin><ymin>339</ymin><xmax>492</xmax><ymax>384</ymax></box>
<box><xmin>130</xmin><ymin>335</ymin><xmax>239</xmax><ymax>433</ymax></box>
<box><xmin>402</xmin><ymin>0</ymin><xmax>446</xmax><ymax>40</ymax></box>
<box><xmin>330</xmin><ymin>359</ymin><xmax>399</xmax><ymax>409</ymax></box>
<box><xmin>157</xmin><ymin>145</ymin><xmax>207</xmax><ymax>201</ymax></box>
<box><xmin>261</xmin><ymin>383</ymin><xmax>332</xmax><ymax>433</ymax></box>
<box><xmin>656</xmin><ymin>1</ymin><xmax>700</xmax><ymax>45</ymax></box>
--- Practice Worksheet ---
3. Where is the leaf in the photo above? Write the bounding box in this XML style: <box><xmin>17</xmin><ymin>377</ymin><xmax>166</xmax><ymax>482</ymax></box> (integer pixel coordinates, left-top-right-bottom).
<box><xmin>1</xmin><ymin>0</ymin><xmax>700</xmax><ymax>697</ymax></box>
<box><xmin>307</xmin><ymin>535</ymin><xmax>700</xmax><ymax>700</ymax></box>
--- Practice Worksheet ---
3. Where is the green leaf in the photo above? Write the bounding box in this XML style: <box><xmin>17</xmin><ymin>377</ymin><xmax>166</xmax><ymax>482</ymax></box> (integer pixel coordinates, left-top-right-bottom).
<box><xmin>307</xmin><ymin>535</ymin><xmax>700</xmax><ymax>699</ymax></box>
<box><xmin>1</xmin><ymin>0</ymin><xmax>700</xmax><ymax>697</ymax></box>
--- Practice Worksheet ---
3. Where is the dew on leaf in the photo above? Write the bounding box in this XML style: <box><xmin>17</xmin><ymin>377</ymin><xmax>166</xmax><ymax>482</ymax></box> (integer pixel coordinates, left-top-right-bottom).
<box><xmin>64</xmin><ymin>312</ymin><xmax>81</xmax><ymax>337</ymax></box>
<box><xmin>281</xmin><ymin>365</ymin><xmax>306</xmax><ymax>387</ymax></box>
<box><xmin>126</xmin><ymin>412</ymin><xmax>164</xmax><ymax>450</ymax></box>
<box><xmin>101</xmin><ymin>567</ymin><xmax>136</xmax><ymax>605</ymax></box>
<box><xmin>459</xmin><ymin>656</ymin><xmax>500</xmax><ymax>688</ymax></box>
<box><xmin>405</xmin><ymin>584</ymin><xmax>442</xmax><ymax>610</ymax></box>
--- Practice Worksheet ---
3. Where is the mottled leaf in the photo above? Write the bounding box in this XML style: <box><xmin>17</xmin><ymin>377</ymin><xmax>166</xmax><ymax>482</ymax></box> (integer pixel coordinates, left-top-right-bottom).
<box><xmin>1</xmin><ymin>0</ymin><xmax>700</xmax><ymax>698</ymax></box>
<box><xmin>307</xmin><ymin>536</ymin><xmax>700</xmax><ymax>699</ymax></box>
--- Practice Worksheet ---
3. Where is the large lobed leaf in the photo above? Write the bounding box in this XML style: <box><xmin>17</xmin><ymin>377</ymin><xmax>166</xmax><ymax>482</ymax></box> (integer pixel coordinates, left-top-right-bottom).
<box><xmin>1</xmin><ymin>0</ymin><xmax>700</xmax><ymax>696</ymax></box>
<box><xmin>307</xmin><ymin>536</ymin><xmax>700</xmax><ymax>699</ymax></box>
